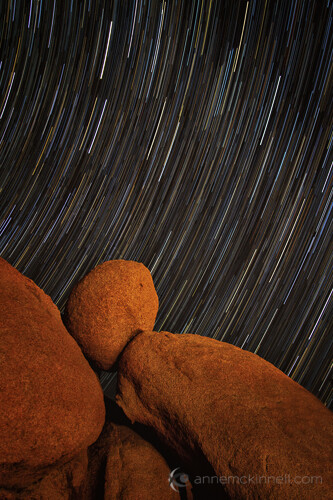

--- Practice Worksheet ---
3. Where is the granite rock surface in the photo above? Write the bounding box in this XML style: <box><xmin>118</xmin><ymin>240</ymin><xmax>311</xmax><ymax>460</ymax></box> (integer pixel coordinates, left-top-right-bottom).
<box><xmin>64</xmin><ymin>259</ymin><xmax>158</xmax><ymax>370</ymax></box>
<box><xmin>116</xmin><ymin>330</ymin><xmax>333</xmax><ymax>499</ymax></box>
<box><xmin>0</xmin><ymin>257</ymin><xmax>105</xmax><ymax>488</ymax></box>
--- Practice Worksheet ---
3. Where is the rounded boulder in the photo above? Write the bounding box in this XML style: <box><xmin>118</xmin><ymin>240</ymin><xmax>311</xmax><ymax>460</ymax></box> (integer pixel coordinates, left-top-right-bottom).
<box><xmin>64</xmin><ymin>260</ymin><xmax>159</xmax><ymax>370</ymax></box>
<box><xmin>0</xmin><ymin>257</ymin><xmax>105</xmax><ymax>488</ymax></box>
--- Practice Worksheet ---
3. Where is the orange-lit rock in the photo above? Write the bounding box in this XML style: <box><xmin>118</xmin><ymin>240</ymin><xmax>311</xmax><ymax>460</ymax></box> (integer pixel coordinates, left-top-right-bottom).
<box><xmin>116</xmin><ymin>330</ymin><xmax>333</xmax><ymax>499</ymax></box>
<box><xmin>64</xmin><ymin>260</ymin><xmax>158</xmax><ymax>370</ymax></box>
<box><xmin>0</xmin><ymin>451</ymin><xmax>88</xmax><ymax>500</ymax></box>
<box><xmin>104</xmin><ymin>424</ymin><xmax>183</xmax><ymax>500</ymax></box>
<box><xmin>85</xmin><ymin>398</ymin><xmax>192</xmax><ymax>500</ymax></box>
<box><xmin>84</xmin><ymin>399</ymin><xmax>117</xmax><ymax>500</ymax></box>
<box><xmin>0</xmin><ymin>257</ymin><xmax>105</xmax><ymax>488</ymax></box>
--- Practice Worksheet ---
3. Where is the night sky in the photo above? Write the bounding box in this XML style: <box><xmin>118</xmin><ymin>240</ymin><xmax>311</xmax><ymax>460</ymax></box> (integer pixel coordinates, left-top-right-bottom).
<box><xmin>0</xmin><ymin>0</ymin><xmax>332</xmax><ymax>407</ymax></box>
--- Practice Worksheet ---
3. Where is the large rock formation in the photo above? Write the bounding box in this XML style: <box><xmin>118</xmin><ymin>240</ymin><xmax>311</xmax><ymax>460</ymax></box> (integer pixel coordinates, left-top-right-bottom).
<box><xmin>3</xmin><ymin>256</ymin><xmax>331</xmax><ymax>499</ymax></box>
<box><xmin>64</xmin><ymin>260</ymin><xmax>159</xmax><ymax>370</ymax></box>
<box><xmin>116</xmin><ymin>330</ymin><xmax>333</xmax><ymax>499</ymax></box>
<box><xmin>0</xmin><ymin>257</ymin><xmax>105</xmax><ymax>488</ymax></box>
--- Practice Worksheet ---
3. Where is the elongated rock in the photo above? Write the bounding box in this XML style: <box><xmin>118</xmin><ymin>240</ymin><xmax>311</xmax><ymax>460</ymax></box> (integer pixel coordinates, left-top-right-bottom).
<box><xmin>64</xmin><ymin>260</ymin><xmax>159</xmax><ymax>370</ymax></box>
<box><xmin>116</xmin><ymin>330</ymin><xmax>333</xmax><ymax>499</ymax></box>
<box><xmin>0</xmin><ymin>257</ymin><xmax>105</xmax><ymax>488</ymax></box>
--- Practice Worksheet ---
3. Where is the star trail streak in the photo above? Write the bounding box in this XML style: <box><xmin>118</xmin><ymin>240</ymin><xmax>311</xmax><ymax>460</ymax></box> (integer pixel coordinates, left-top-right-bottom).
<box><xmin>0</xmin><ymin>0</ymin><xmax>332</xmax><ymax>407</ymax></box>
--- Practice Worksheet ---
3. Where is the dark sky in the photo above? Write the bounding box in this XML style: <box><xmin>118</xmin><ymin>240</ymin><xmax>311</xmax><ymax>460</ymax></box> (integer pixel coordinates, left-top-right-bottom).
<box><xmin>0</xmin><ymin>0</ymin><xmax>332</xmax><ymax>406</ymax></box>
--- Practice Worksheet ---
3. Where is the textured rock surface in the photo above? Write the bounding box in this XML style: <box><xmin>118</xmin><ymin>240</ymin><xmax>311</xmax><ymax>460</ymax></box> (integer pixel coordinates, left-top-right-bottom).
<box><xmin>116</xmin><ymin>330</ymin><xmax>333</xmax><ymax>499</ymax></box>
<box><xmin>84</xmin><ymin>399</ymin><xmax>118</xmax><ymax>500</ymax></box>
<box><xmin>104</xmin><ymin>423</ymin><xmax>182</xmax><ymax>500</ymax></box>
<box><xmin>85</xmin><ymin>397</ymin><xmax>192</xmax><ymax>500</ymax></box>
<box><xmin>64</xmin><ymin>259</ymin><xmax>159</xmax><ymax>370</ymax></box>
<box><xmin>0</xmin><ymin>257</ymin><xmax>105</xmax><ymax>488</ymax></box>
<box><xmin>0</xmin><ymin>451</ymin><xmax>88</xmax><ymax>500</ymax></box>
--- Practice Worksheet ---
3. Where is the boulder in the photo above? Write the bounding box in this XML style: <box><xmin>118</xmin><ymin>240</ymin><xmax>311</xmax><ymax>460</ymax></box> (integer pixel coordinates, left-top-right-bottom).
<box><xmin>64</xmin><ymin>260</ymin><xmax>158</xmax><ymax>370</ymax></box>
<box><xmin>105</xmin><ymin>424</ymin><xmax>183</xmax><ymax>500</ymax></box>
<box><xmin>85</xmin><ymin>398</ymin><xmax>192</xmax><ymax>500</ymax></box>
<box><xmin>0</xmin><ymin>257</ymin><xmax>105</xmax><ymax>488</ymax></box>
<box><xmin>116</xmin><ymin>330</ymin><xmax>333</xmax><ymax>499</ymax></box>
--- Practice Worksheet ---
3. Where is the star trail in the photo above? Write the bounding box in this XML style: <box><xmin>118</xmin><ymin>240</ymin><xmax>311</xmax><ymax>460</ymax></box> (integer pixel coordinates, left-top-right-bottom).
<box><xmin>0</xmin><ymin>1</ymin><xmax>332</xmax><ymax>407</ymax></box>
